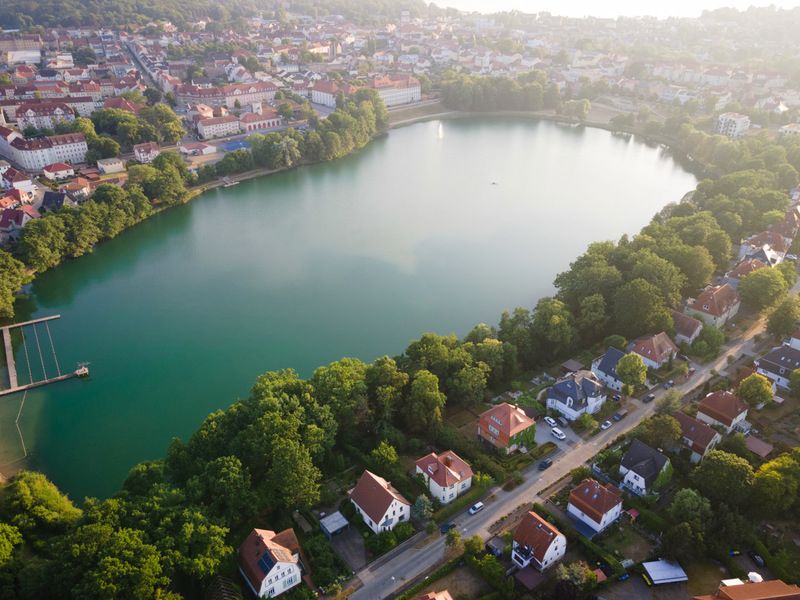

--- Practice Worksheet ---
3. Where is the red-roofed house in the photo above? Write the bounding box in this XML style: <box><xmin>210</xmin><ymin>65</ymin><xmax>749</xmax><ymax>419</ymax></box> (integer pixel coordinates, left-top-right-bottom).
<box><xmin>1</xmin><ymin>167</ymin><xmax>34</xmax><ymax>193</ymax></box>
<box><xmin>418</xmin><ymin>591</ymin><xmax>453</xmax><ymax>600</ymax></box>
<box><xmin>237</xmin><ymin>528</ymin><xmax>303</xmax><ymax>598</ymax></box>
<box><xmin>673</xmin><ymin>411</ymin><xmax>722</xmax><ymax>463</ymax></box>
<box><xmin>726</xmin><ymin>258</ymin><xmax>767</xmax><ymax>286</ymax></box>
<box><xmin>567</xmin><ymin>479</ymin><xmax>623</xmax><ymax>534</ymax></box>
<box><xmin>697</xmin><ymin>391</ymin><xmax>749</xmax><ymax>433</ymax></box>
<box><xmin>0</xmin><ymin>207</ymin><xmax>36</xmax><ymax>243</ymax></box>
<box><xmin>349</xmin><ymin>470</ymin><xmax>410</xmax><ymax>534</ymax></box>
<box><xmin>415</xmin><ymin>450</ymin><xmax>473</xmax><ymax>504</ymax></box>
<box><xmin>240</xmin><ymin>109</ymin><xmax>282</xmax><ymax>132</ymax></box>
<box><xmin>477</xmin><ymin>402</ymin><xmax>536</xmax><ymax>454</ymax></box>
<box><xmin>511</xmin><ymin>511</ymin><xmax>566</xmax><ymax>570</ymax></box>
<box><xmin>102</xmin><ymin>96</ymin><xmax>141</xmax><ymax>113</ymax></box>
<box><xmin>693</xmin><ymin>578</ymin><xmax>800</xmax><ymax>600</ymax></box>
<box><xmin>685</xmin><ymin>283</ymin><xmax>741</xmax><ymax>328</ymax></box>
<box><xmin>671</xmin><ymin>310</ymin><xmax>703</xmax><ymax>345</ymax></box>
<box><xmin>42</xmin><ymin>162</ymin><xmax>74</xmax><ymax>180</ymax></box>
<box><xmin>628</xmin><ymin>332</ymin><xmax>679</xmax><ymax>369</ymax></box>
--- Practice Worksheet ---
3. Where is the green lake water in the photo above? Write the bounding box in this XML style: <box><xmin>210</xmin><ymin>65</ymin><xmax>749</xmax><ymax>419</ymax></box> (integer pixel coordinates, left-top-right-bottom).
<box><xmin>0</xmin><ymin>118</ymin><xmax>697</xmax><ymax>500</ymax></box>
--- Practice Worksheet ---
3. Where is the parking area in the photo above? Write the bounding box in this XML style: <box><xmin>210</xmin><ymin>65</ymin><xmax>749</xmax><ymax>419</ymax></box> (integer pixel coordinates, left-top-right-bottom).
<box><xmin>330</xmin><ymin>526</ymin><xmax>367</xmax><ymax>572</ymax></box>
<box><xmin>602</xmin><ymin>575</ymin><xmax>688</xmax><ymax>600</ymax></box>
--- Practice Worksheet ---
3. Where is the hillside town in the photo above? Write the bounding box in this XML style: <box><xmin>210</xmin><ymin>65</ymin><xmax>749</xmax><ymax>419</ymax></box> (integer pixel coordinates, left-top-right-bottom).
<box><xmin>3</xmin><ymin>2</ymin><xmax>800</xmax><ymax>600</ymax></box>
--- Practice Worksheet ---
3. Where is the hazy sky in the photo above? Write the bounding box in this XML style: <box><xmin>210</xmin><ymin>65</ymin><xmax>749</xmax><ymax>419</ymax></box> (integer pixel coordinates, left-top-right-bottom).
<box><xmin>438</xmin><ymin>0</ymin><xmax>800</xmax><ymax>19</ymax></box>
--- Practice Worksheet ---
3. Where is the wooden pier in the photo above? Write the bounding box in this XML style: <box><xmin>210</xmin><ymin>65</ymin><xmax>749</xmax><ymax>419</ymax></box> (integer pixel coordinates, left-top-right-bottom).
<box><xmin>0</xmin><ymin>315</ymin><xmax>87</xmax><ymax>398</ymax></box>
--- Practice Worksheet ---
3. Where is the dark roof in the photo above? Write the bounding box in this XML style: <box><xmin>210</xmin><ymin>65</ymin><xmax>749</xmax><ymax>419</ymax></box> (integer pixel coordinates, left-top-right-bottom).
<box><xmin>594</xmin><ymin>347</ymin><xmax>625</xmax><ymax>379</ymax></box>
<box><xmin>620</xmin><ymin>439</ymin><xmax>669</xmax><ymax>487</ymax></box>
<box><xmin>549</xmin><ymin>370</ymin><xmax>604</xmax><ymax>410</ymax></box>
<box><xmin>41</xmin><ymin>191</ymin><xmax>68</xmax><ymax>211</ymax></box>
<box><xmin>756</xmin><ymin>345</ymin><xmax>800</xmax><ymax>378</ymax></box>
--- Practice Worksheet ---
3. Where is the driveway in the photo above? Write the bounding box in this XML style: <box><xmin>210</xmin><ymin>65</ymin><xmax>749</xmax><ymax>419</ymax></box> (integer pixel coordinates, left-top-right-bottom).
<box><xmin>331</xmin><ymin>526</ymin><xmax>367</xmax><ymax>572</ymax></box>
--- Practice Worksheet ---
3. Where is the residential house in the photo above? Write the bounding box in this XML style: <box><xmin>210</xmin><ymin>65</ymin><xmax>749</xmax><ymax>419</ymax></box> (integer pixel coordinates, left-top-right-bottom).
<box><xmin>238</xmin><ymin>528</ymin><xmax>304</xmax><ymax>598</ymax></box>
<box><xmin>671</xmin><ymin>310</ymin><xmax>703</xmax><ymax>345</ymax></box>
<box><xmin>566</xmin><ymin>479</ymin><xmax>623</xmax><ymax>534</ymax></box>
<box><xmin>724</xmin><ymin>258</ymin><xmax>768</xmax><ymax>288</ymax></box>
<box><xmin>693</xmin><ymin>578</ymin><xmax>800</xmax><ymax>600</ymax></box>
<box><xmin>685</xmin><ymin>284</ymin><xmax>741</xmax><ymax>328</ymax></box>
<box><xmin>739</xmin><ymin>230</ymin><xmax>789</xmax><ymax>261</ymax></box>
<box><xmin>60</xmin><ymin>176</ymin><xmax>91</xmax><ymax>201</ymax></box>
<box><xmin>349</xmin><ymin>470</ymin><xmax>410</xmax><ymax>534</ymax></box>
<box><xmin>511</xmin><ymin>511</ymin><xmax>566</xmax><ymax>571</ymax></box>
<box><xmin>696</xmin><ymin>391</ymin><xmax>749</xmax><ymax>433</ymax></box>
<box><xmin>1</xmin><ymin>167</ymin><xmax>34</xmax><ymax>193</ymax></box>
<box><xmin>717</xmin><ymin>112</ymin><xmax>750</xmax><ymax>138</ymax></box>
<box><xmin>40</xmin><ymin>190</ymin><xmax>74</xmax><ymax>212</ymax></box>
<box><xmin>628</xmin><ymin>332</ymin><xmax>679</xmax><ymax>370</ymax></box>
<box><xmin>591</xmin><ymin>347</ymin><xmax>626</xmax><ymax>391</ymax></box>
<box><xmin>16</xmin><ymin>101</ymin><xmax>76</xmax><ymax>130</ymax></box>
<box><xmin>477</xmin><ymin>402</ymin><xmax>536</xmax><ymax>454</ymax></box>
<box><xmin>414</xmin><ymin>450</ymin><xmax>473</xmax><ymax>505</ymax></box>
<box><xmin>42</xmin><ymin>161</ymin><xmax>74</xmax><ymax>180</ymax></box>
<box><xmin>96</xmin><ymin>156</ymin><xmax>125</xmax><ymax>174</ymax></box>
<box><xmin>0</xmin><ymin>205</ymin><xmax>38</xmax><ymax>243</ymax></box>
<box><xmin>546</xmin><ymin>370</ymin><xmax>607</xmax><ymax>421</ymax></box>
<box><xmin>754</xmin><ymin>345</ymin><xmax>800</xmax><ymax>389</ymax></box>
<box><xmin>619</xmin><ymin>439</ymin><xmax>671</xmax><ymax>496</ymax></box>
<box><xmin>673</xmin><ymin>412</ymin><xmax>722</xmax><ymax>463</ymax></box>
<box><xmin>133</xmin><ymin>141</ymin><xmax>160</xmax><ymax>164</ymax></box>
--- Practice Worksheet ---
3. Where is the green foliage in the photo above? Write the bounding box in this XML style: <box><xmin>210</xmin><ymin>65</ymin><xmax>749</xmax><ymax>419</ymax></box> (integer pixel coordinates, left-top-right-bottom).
<box><xmin>691</xmin><ymin>450</ymin><xmax>754</xmax><ymax>508</ymax></box>
<box><xmin>0</xmin><ymin>471</ymin><xmax>81</xmax><ymax>540</ymax></box>
<box><xmin>406</xmin><ymin>369</ymin><xmax>446</xmax><ymax>435</ymax></box>
<box><xmin>767</xmin><ymin>294</ymin><xmax>800</xmax><ymax>339</ymax></box>
<box><xmin>655</xmin><ymin>389</ymin><xmax>682</xmax><ymax>414</ymax></box>
<box><xmin>634</xmin><ymin>415</ymin><xmax>682</xmax><ymax>450</ymax></box>
<box><xmin>0</xmin><ymin>250</ymin><xmax>28</xmax><ymax>318</ymax></box>
<box><xmin>370</xmin><ymin>441</ymin><xmax>398</xmax><ymax>470</ymax></box>
<box><xmin>739</xmin><ymin>267</ymin><xmax>789</xmax><ymax>311</ymax></box>
<box><xmin>411</xmin><ymin>495</ymin><xmax>433</xmax><ymax>521</ymax></box>
<box><xmin>752</xmin><ymin>450</ymin><xmax>800</xmax><ymax>517</ymax></box>
<box><xmin>616</xmin><ymin>353</ymin><xmax>647</xmax><ymax>389</ymax></box>
<box><xmin>738</xmin><ymin>373</ymin><xmax>774</xmax><ymax>406</ymax></box>
<box><xmin>614</xmin><ymin>278</ymin><xmax>673</xmax><ymax>338</ymax></box>
<box><xmin>0</xmin><ymin>523</ymin><xmax>22</xmax><ymax>568</ymax></box>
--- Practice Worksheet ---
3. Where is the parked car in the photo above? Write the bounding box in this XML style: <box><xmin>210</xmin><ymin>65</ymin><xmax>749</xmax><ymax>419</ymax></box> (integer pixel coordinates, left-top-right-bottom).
<box><xmin>538</xmin><ymin>458</ymin><xmax>553</xmax><ymax>470</ymax></box>
<box><xmin>551</xmin><ymin>427</ymin><xmax>567</xmax><ymax>440</ymax></box>
<box><xmin>557</xmin><ymin>416</ymin><xmax>569</xmax><ymax>428</ymax></box>
<box><xmin>612</xmin><ymin>409</ymin><xmax>628</xmax><ymax>422</ymax></box>
<box><xmin>644</xmin><ymin>393</ymin><xmax>656</xmax><ymax>403</ymax></box>
<box><xmin>544</xmin><ymin>416</ymin><xmax>557</xmax><ymax>427</ymax></box>
<box><xmin>468</xmin><ymin>502</ymin><xmax>484</xmax><ymax>515</ymax></box>
<box><xmin>600</xmin><ymin>420</ymin><xmax>612</xmax><ymax>430</ymax></box>
<box><xmin>440</xmin><ymin>522</ymin><xmax>456</xmax><ymax>534</ymax></box>
<box><xmin>678</xmin><ymin>354</ymin><xmax>689</xmax><ymax>362</ymax></box>
<box><xmin>662</xmin><ymin>381</ymin><xmax>673</xmax><ymax>389</ymax></box>
<box><xmin>612</xmin><ymin>394</ymin><xmax>621</xmax><ymax>402</ymax></box>
<box><xmin>749</xmin><ymin>550</ymin><xmax>765</xmax><ymax>568</ymax></box>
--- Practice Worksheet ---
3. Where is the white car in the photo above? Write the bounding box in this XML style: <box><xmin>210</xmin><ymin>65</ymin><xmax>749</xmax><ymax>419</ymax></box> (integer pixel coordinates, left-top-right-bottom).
<box><xmin>468</xmin><ymin>502</ymin><xmax>485</xmax><ymax>515</ymax></box>
<box><xmin>544</xmin><ymin>416</ymin><xmax>557</xmax><ymax>427</ymax></box>
<box><xmin>600</xmin><ymin>420</ymin><xmax>612</xmax><ymax>430</ymax></box>
<box><xmin>551</xmin><ymin>427</ymin><xmax>567</xmax><ymax>440</ymax></box>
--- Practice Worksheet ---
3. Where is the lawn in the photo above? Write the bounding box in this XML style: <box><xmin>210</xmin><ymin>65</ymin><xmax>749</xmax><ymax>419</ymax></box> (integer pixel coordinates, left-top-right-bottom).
<box><xmin>597</xmin><ymin>524</ymin><xmax>654</xmax><ymax>563</ymax></box>
<box><xmin>415</xmin><ymin>564</ymin><xmax>489</xmax><ymax>599</ymax></box>
<box><xmin>684</xmin><ymin>560</ymin><xmax>729</xmax><ymax>596</ymax></box>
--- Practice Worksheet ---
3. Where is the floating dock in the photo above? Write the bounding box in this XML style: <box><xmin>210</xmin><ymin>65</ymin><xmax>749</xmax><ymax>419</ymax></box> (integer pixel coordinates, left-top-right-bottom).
<box><xmin>0</xmin><ymin>315</ymin><xmax>87</xmax><ymax>398</ymax></box>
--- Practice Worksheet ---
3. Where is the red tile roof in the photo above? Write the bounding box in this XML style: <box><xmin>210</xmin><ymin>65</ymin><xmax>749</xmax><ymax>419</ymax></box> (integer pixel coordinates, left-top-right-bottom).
<box><xmin>698</xmin><ymin>391</ymin><xmax>748</xmax><ymax>427</ymax></box>
<box><xmin>568</xmin><ymin>479</ymin><xmax>622</xmax><ymax>524</ymax></box>
<box><xmin>693</xmin><ymin>579</ymin><xmax>800</xmax><ymax>600</ymax></box>
<box><xmin>673</xmin><ymin>412</ymin><xmax>719</xmax><ymax>455</ymax></box>
<box><xmin>629</xmin><ymin>332</ymin><xmax>678</xmax><ymax>364</ymax></box>
<box><xmin>349</xmin><ymin>470</ymin><xmax>409</xmax><ymax>524</ymax></box>
<box><xmin>671</xmin><ymin>310</ymin><xmax>702</xmax><ymax>340</ymax></box>
<box><xmin>690</xmin><ymin>284</ymin><xmax>740</xmax><ymax>318</ymax></box>
<box><xmin>478</xmin><ymin>402</ymin><xmax>535</xmax><ymax>449</ymax></box>
<box><xmin>729</xmin><ymin>258</ymin><xmax>767</xmax><ymax>280</ymax></box>
<box><xmin>514</xmin><ymin>511</ymin><xmax>562</xmax><ymax>564</ymax></box>
<box><xmin>238</xmin><ymin>528</ymin><xmax>300</xmax><ymax>593</ymax></box>
<box><xmin>415</xmin><ymin>450</ymin><xmax>473</xmax><ymax>488</ymax></box>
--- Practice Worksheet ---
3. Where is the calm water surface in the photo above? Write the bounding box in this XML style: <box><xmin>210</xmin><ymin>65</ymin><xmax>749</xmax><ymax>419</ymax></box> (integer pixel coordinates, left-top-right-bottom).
<box><xmin>0</xmin><ymin>118</ymin><xmax>696</xmax><ymax>499</ymax></box>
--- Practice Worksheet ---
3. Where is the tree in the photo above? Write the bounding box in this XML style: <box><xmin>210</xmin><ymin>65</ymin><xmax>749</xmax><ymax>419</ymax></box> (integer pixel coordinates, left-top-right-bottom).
<box><xmin>667</xmin><ymin>488</ymin><xmax>711</xmax><ymax>530</ymax></box>
<box><xmin>0</xmin><ymin>250</ymin><xmax>28</xmax><ymax>318</ymax></box>
<box><xmin>0</xmin><ymin>523</ymin><xmax>22</xmax><ymax>568</ymax></box>
<box><xmin>613</xmin><ymin>278</ymin><xmax>672</xmax><ymax>338</ymax></box>
<box><xmin>739</xmin><ymin>267</ymin><xmax>789</xmax><ymax>311</ymax></box>
<box><xmin>577</xmin><ymin>293</ymin><xmax>609</xmax><ymax>341</ymax></box>
<box><xmin>655</xmin><ymin>389</ymin><xmax>682</xmax><ymax>414</ymax></box>
<box><xmin>616</xmin><ymin>352</ymin><xmax>647</xmax><ymax>393</ymax></box>
<box><xmin>449</xmin><ymin>362</ymin><xmax>490</xmax><ymax>406</ymax></box>
<box><xmin>737</xmin><ymin>373</ymin><xmax>774</xmax><ymax>406</ymax></box>
<box><xmin>752</xmin><ymin>452</ymin><xmax>800</xmax><ymax>516</ymax></box>
<box><xmin>16</xmin><ymin>216</ymin><xmax>68</xmax><ymax>271</ymax></box>
<box><xmin>86</xmin><ymin>135</ymin><xmax>121</xmax><ymax>164</ymax></box>
<box><xmin>445</xmin><ymin>528</ymin><xmax>463</xmax><ymax>553</ymax></box>
<box><xmin>661</xmin><ymin>521</ymin><xmax>702</xmax><ymax>560</ymax></box>
<box><xmin>311</xmin><ymin>358</ymin><xmax>369</xmax><ymax>437</ymax></box>
<box><xmin>630</xmin><ymin>249</ymin><xmax>687</xmax><ymax>307</ymax></box>
<box><xmin>188</xmin><ymin>455</ymin><xmax>256</xmax><ymax>524</ymax></box>
<box><xmin>635</xmin><ymin>415</ymin><xmax>682</xmax><ymax>450</ymax></box>
<box><xmin>411</xmin><ymin>495</ymin><xmax>433</xmax><ymax>521</ymax></box>
<box><xmin>767</xmin><ymin>295</ymin><xmax>800</xmax><ymax>339</ymax></box>
<box><xmin>0</xmin><ymin>471</ymin><xmax>81</xmax><ymax>539</ymax></box>
<box><xmin>531</xmin><ymin>297</ymin><xmax>577</xmax><ymax>358</ymax></box>
<box><xmin>144</xmin><ymin>87</ymin><xmax>163</xmax><ymax>106</ymax></box>
<box><xmin>555</xmin><ymin>562</ymin><xmax>597</xmax><ymax>592</ymax></box>
<box><xmin>370</xmin><ymin>441</ymin><xmax>398</xmax><ymax>470</ymax></box>
<box><xmin>691</xmin><ymin>450</ymin><xmax>754</xmax><ymax>507</ymax></box>
<box><xmin>406</xmin><ymin>370</ymin><xmax>446</xmax><ymax>435</ymax></box>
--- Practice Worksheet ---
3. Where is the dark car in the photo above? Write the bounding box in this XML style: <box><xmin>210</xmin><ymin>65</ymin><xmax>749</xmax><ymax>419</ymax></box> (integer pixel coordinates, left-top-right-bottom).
<box><xmin>440</xmin><ymin>522</ymin><xmax>456</xmax><ymax>534</ymax></box>
<box><xmin>538</xmin><ymin>458</ymin><xmax>553</xmax><ymax>471</ymax></box>
<box><xmin>643</xmin><ymin>393</ymin><xmax>656</xmax><ymax>403</ymax></box>
<box><xmin>749</xmin><ymin>550</ymin><xmax>766</xmax><ymax>568</ymax></box>
<box><xmin>612</xmin><ymin>409</ymin><xmax>628</xmax><ymax>422</ymax></box>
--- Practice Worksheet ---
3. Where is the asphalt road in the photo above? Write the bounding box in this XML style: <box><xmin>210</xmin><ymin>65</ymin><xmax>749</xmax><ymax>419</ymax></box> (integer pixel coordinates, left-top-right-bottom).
<box><xmin>349</xmin><ymin>308</ymin><xmax>777</xmax><ymax>599</ymax></box>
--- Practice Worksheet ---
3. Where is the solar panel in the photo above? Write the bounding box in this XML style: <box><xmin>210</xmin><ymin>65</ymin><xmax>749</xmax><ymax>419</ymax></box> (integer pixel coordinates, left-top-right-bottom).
<box><xmin>258</xmin><ymin>553</ymin><xmax>275</xmax><ymax>574</ymax></box>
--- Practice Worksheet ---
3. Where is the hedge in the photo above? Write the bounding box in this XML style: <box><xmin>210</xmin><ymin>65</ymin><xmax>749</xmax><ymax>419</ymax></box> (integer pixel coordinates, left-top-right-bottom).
<box><xmin>753</xmin><ymin>540</ymin><xmax>799</xmax><ymax>584</ymax></box>
<box><xmin>624</xmin><ymin>497</ymin><xmax>668</xmax><ymax>534</ymax></box>
<box><xmin>434</xmin><ymin>483</ymin><xmax>489</xmax><ymax>524</ymax></box>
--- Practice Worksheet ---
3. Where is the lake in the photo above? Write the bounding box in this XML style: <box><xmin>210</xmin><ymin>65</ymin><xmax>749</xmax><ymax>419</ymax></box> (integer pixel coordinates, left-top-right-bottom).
<box><xmin>0</xmin><ymin>118</ymin><xmax>697</xmax><ymax>500</ymax></box>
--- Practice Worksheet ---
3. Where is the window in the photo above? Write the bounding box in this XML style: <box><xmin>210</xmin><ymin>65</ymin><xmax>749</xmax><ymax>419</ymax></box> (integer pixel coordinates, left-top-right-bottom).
<box><xmin>488</xmin><ymin>425</ymin><xmax>500</xmax><ymax>436</ymax></box>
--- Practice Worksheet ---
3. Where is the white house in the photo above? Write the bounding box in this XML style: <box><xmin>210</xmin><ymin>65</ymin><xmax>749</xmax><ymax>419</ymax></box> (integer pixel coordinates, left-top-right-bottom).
<box><xmin>673</xmin><ymin>411</ymin><xmax>722</xmax><ymax>463</ymax></box>
<box><xmin>238</xmin><ymin>528</ymin><xmax>304</xmax><ymax>598</ymax></box>
<box><xmin>671</xmin><ymin>310</ymin><xmax>703</xmax><ymax>345</ymax></box>
<box><xmin>627</xmin><ymin>332</ymin><xmax>678</xmax><ymax>370</ymax></box>
<box><xmin>42</xmin><ymin>162</ymin><xmax>74</xmax><ymax>180</ymax></box>
<box><xmin>619</xmin><ymin>439</ymin><xmax>670</xmax><ymax>496</ymax></box>
<box><xmin>96</xmin><ymin>157</ymin><xmax>125</xmax><ymax>175</ymax></box>
<box><xmin>133</xmin><ymin>142</ymin><xmax>160</xmax><ymax>164</ymax></box>
<box><xmin>717</xmin><ymin>112</ymin><xmax>750</xmax><ymax>138</ymax></box>
<box><xmin>590</xmin><ymin>347</ymin><xmax>626</xmax><ymax>392</ymax></box>
<box><xmin>546</xmin><ymin>370</ymin><xmax>606</xmax><ymax>420</ymax></box>
<box><xmin>414</xmin><ymin>450</ymin><xmax>473</xmax><ymax>505</ymax></box>
<box><xmin>685</xmin><ymin>284</ymin><xmax>741</xmax><ymax>328</ymax></box>
<box><xmin>369</xmin><ymin>74</ymin><xmax>421</xmax><ymax>107</ymax></box>
<box><xmin>197</xmin><ymin>115</ymin><xmax>241</xmax><ymax>139</ymax></box>
<box><xmin>511</xmin><ymin>511</ymin><xmax>566</xmax><ymax>571</ymax></box>
<box><xmin>754</xmin><ymin>345</ymin><xmax>800</xmax><ymax>390</ymax></box>
<box><xmin>349</xmin><ymin>470</ymin><xmax>411</xmax><ymax>534</ymax></box>
<box><xmin>696</xmin><ymin>391</ymin><xmax>749</xmax><ymax>433</ymax></box>
<box><xmin>567</xmin><ymin>479</ymin><xmax>623</xmax><ymax>534</ymax></box>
